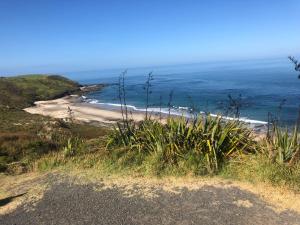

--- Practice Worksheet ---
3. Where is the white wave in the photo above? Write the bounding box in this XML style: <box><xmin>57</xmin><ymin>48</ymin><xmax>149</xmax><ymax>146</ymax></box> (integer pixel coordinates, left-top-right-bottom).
<box><xmin>209</xmin><ymin>113</ymin><xmax>268</xmax><ymax>125</ymax></box>
<box><xmin>93</xmin><ymin>102</ymin><xmax>139</xmax><ymax>110</ymax></box>
<box><xmin>87</xmin><ymin>99</ymin><xmax>99</xmax><ymax>104</ymax></box>
<box><xmin>177</xmin><ymin>106</ymin><xmax>189</xmax><ymax>110</ymax></box>
<box><xmin>83</xmin><ymin>98</ymin><xmax>268</xmax><ymax>125</ymax></box>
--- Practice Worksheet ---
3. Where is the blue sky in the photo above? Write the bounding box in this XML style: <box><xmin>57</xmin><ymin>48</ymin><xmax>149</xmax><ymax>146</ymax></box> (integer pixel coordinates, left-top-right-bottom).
<box><xmin>0</xmin><ymin>0</ymin><xmax>299</xmax><ymax>74</ymax></box>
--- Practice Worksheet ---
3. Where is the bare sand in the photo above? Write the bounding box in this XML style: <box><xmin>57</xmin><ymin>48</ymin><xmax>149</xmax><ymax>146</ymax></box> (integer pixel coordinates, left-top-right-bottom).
<box><xmin>24</xmin><ymin>95</ymin><xmax>150</xmax><ymax>125</ymax></box>
<box><xmin>23</xmin><ymin>95</ymin><xmax>267</xmax><ymax>139</ymax></box>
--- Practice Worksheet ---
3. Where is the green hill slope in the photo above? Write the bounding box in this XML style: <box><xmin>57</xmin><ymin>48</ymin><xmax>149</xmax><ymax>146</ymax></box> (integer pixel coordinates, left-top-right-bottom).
<box><xmin>0</xmin><ymin>74</ymin><xmax>80</xmax><ymax>109</ymax></box>
<box><xmin>0</xmin><ymin>74</ymin><xmax>106</xmax><ymax>172</ymax></box>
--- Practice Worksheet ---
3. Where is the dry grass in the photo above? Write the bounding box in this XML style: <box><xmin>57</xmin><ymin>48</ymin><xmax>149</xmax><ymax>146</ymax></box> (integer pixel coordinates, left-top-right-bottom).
<box><xmin>0</xmin><ymin>172</ymin><xmax>50</xmax><ymax>215</ymax></box>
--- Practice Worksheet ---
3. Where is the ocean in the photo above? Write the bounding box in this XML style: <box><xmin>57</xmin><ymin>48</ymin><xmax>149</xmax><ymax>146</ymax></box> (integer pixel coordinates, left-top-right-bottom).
<box><xmin>67</xmin><ymin>58</ymin><xmax>300</xmax><ymax>126</ymax></box>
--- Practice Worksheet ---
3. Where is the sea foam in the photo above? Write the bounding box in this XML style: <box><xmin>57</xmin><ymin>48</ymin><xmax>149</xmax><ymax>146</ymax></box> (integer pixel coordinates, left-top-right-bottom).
<box><xmin>82</xmin><ymin>97</ymin><xmax>268</xmax><ymax>126</ymax></box>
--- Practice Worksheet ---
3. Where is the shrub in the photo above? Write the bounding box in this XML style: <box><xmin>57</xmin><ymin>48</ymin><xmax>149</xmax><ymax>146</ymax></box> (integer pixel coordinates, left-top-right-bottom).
<box><xmin>107</xmin><ymin>115</ymin><xmax>255</xmax><ymax>174</ymax></box>
<box><xmin>222</xmin><ymin>154</ymin><xmax>300</xmax><ymax>191</ymax></box>
<box><xmin>63</xmin><ymin>137</ymin><xmax>84</xmax><ymax>158</ymax></box>
<box><xmin>263</xmin><ymin>124</ymin><xmax>300</xmax><ymax>165</ymax></box>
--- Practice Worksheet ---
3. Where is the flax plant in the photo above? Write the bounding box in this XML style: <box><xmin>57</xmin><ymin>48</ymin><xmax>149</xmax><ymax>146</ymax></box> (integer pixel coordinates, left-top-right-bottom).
<box><xmin>107</xmin><ymin>115</ymin><xmax>255</xmax><ymax>173</ymax></box>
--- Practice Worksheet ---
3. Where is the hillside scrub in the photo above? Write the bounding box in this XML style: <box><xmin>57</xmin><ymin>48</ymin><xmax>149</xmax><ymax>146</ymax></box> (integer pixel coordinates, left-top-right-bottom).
<box><xmin>0</xmin><ymin>74</ymin><xmax>80</xmax><ymax>109</ymax></box>
<box><xmin>0</xmin><ymin>107</ymin><xmax>108</xmax><ymax>173</ymax></box>
<box><xmin>0</xmin><ymin>74</ymin><xmax>105</xmax><ymax>173</ymax></box>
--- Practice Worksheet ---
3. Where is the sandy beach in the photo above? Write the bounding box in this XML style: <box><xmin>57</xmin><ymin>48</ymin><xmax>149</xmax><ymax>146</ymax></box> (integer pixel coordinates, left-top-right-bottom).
<box><xmin>24</xmin><ymin>95</ymin><xmax>267</xmax><ymax>136</ymax></box>
<box><xmin>24</xmin><ymin>95</ymin><xmax>150</xmax><ymax>125</ymax></box>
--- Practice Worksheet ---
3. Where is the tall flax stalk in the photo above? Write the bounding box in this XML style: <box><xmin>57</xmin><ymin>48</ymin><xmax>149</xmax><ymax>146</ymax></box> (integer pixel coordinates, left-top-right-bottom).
<box><xmin>118</xmin><ymin>72</ymin><xmax>125</xmax><ymax>126</ymax></box>
<box><xmin>144</xmin><ymin>72</ymin><xmax>153</xmax><ymax>120</ymax></box>
<box><xmin>121</xmin><ymin>71</ymin><xmax>129</xmax><ymax>127</ymax></box>
<box><xmin>167</xmin><ymin>90</ymin><xmax>174</xmax><ymax>118</ymax></box>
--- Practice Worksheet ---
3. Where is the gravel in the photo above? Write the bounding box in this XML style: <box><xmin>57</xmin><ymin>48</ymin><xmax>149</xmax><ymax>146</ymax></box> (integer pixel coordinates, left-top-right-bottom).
<box><xmin>1</xmin><ymin>176</ymin><xmax>300</xmax><ymax>225</ymax></box>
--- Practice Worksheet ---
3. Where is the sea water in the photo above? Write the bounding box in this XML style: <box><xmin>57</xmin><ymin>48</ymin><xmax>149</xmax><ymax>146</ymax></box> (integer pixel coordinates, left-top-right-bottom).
<box><xmin>67</xmin><ymin>58</ymin><xmax>300</xmax><ymax>126</ymax></box>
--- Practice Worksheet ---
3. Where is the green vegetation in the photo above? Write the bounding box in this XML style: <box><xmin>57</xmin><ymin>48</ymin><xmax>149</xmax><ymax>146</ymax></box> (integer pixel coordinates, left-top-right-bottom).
<box><xmin>0</xmin><ymin>106</ymin><xmax>107</xmax><ymax>173</ymax></box>
<box><xmin>0</xmin><ymin>74</ymin><xmax>80</xmax><ymax>109</ymax></box>
<box><xmin>1</xmin><ymin>74</ymin><xmax>300</xmax><ymax>193</ymax></box>
<box><xmin>107</xmin><ymin>116</ymin><xmax>255</xmax><ymax>174</ymax></box>
<box><xmin>31</xmin><ymin>115</ymin><xmax>300</xmax><ymax>191</ymax></box>
<box><xmin>264</xmin><ymin>125</ymin><xmax>300</xmax><ymax>165</ymax></box>
<box><xmin>0</xmin><ymin>74</ymin><xmax>106</xmax><ymax>173</ymax></box>
<box><xmin>222</xmin><ymin>154</ymin><xmax>300</xmax><ymax>191</ymax></box>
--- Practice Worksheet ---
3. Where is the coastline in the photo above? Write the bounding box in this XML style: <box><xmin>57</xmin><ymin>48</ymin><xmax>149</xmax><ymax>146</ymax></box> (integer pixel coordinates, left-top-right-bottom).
<box><xmin>24</xmin><ymin>95</ymin><xmax>153</xmax><ymax>125</ymax></box>
<box><xmin>24</xmin><ymin>95</ymin><xmax>268</xmax><ymax>134</ymax></box>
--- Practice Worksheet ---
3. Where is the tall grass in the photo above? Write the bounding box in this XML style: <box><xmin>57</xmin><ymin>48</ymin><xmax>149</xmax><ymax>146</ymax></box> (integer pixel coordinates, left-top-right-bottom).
<box><xmin>221</xmin><ymin>154</ymin><xmax>300</xmax><ymax>191</ymax></box>
<box><xmin>264</xmin><ymin>124</ymin><xmax>300</xmax><ymax>165</ymax></box>
<box><xmin>107</xmin><ymin>115</ymin><xmax>255</xmax><ymax>174</ymax></box>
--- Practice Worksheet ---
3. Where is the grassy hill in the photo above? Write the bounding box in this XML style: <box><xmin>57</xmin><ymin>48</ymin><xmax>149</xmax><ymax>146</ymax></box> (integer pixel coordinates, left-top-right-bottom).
<box><xmin>0</xmin><ymin>74</ymin><xmax>80</xmax><ymax>109</ymax></box>
<box><xmin>0</xmin><ymin>74</ymin><xmax>106</xmax><ymax>173</ymax></box>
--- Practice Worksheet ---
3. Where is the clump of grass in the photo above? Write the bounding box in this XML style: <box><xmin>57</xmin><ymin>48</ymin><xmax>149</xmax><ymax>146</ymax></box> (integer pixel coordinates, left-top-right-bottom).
<box><xmin>33</xmin><ymin>152</ymin><xmax>66</xmax><ymax>171</ymax></box>
<box><xmin>107</xmin><ymin>115</ymin><xmax>255</xmax><ymax>174</ymax></box>
<box><xmin>32</xmin><ymin>135</ymin><xmax>109</xmax><ymax>172</ymax></box>
<box><xmin>221</xmin><ymin>154</ymin><xmax>300</xmax><ymax>191</ymax></box>
<box><xmin>220</xmin><ymin>121</ymin><xmax>300</xmax><ymax>191</ymax></box>
<box><xmin>63</xmin><ymin>137</ymin><xmax>84</xmax><ymax>158</ymax></box>
<box><xmin>263</xmin><ymin>125</ymin><xmax>300</xmax><ymax>165</ymax></box>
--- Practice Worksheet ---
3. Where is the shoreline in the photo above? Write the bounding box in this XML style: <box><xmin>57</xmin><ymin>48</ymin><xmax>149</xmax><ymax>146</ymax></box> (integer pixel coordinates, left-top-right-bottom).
<box><xmin>24</xmin><ymin>95</ymin><xmax>268</xmax><ymax>134</ymax></box>
<box><xmin>24</xmin><ymin>95</ymin><xmax>155</xmax><ymax>125</ymax></box>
